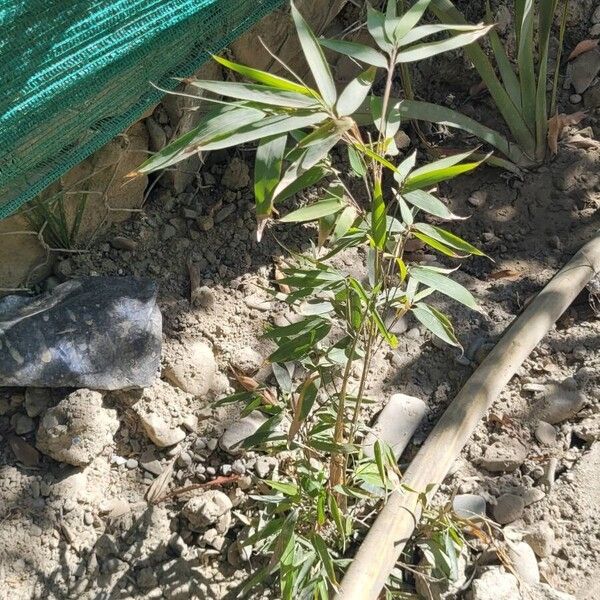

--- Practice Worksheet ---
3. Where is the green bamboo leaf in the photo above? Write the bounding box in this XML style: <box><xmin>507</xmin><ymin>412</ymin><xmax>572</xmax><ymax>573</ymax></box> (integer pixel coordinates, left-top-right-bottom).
<box><xmin>212</xmin><ymin>54</ymin><xmax>313</xmax><ymax>95</ymax></box>
<box><xmin>265</xmin><ymin>480</ymin><xmax>299</xmax><ymax>495</ymax></box>
<box><xmin>411</xmin><ymin>302</ymin><xmax>461</xmax><ymax>347</ymax></box>
<box><xmin>185</xmin><ymin>80</ymin><xmax>318</xmax><ymax>108</ymax></box>
<box><xmin>291</xmin><ymin>2</ymin><xmax>337</xmax><ymax>106</ymax></box>
<box><xmin>403</xmin><ymin>151</ymin><xmax>484</xmax><ymax>191</ymax></box>
<box><xmin>200</xmin><ymin>112</ymin><xmax>328</xmax><ymax>152</ymax></box>
<box><xmin>412</xmin><ymin>231</ymin><xmax>465</xmax><ymax>257</ymax></box>
<box><xmin>396</xmin><ymin>25</ymin><xmax>493</xmax><ymax>63</ymax></box>
<box><xmin>318</xmin><ymin>38</ymin><xmax>388</xmax><ymax>68</ymax></box>
<box><xmin>255</xmin><ymin>134</ymin><xmax>287</xmax><ymax>225</ymax></box>
<box><xmin>387</xmin><ymin>98</ymin><xmax>519</xmax><ymax>163</ymax></box>
<box><xmin>333</xmin><ymin>206</ymin><xmax>357</xmax><ymax>240</ymax></box>
<box><xmin>413</xmin><ymin>223</ymin><xmax>485</xmax><ymax>256</ymax></box>
<box><xmin>399</xmin><ymin>23</ymin><xmax>490</xmax><ymax>46</ymax></box>
<box><xmin>395</xmin><ymin>191</ymin><xmax>414</xmax><ymax>226</ymax></box>
<box><xmin>402</xmin><ymin>189</ymin><xmax>464</xmax><ymax>220</ymax></box>
<box><xmin>347</xmin><ymin>145</ymin><xmax>367</xmax><ymax>177</ymax></box>
<box><xmin>327</xmin><ymin>492</ymin><xmax>346</xmax><ymax>548</ymax></box>
<box><xmin>367</xmin><ymin>4</ymin><xmax>393</xmax><ymax>52</ymax></box>
<box><xmin>371</xmin><ymin>96</ymin><xmax>402</xmax><ymax>139</ymax></box>
<box><xmin>242</xmin><ymin>414</ymin><xmax>284</xmax><ymax>449</ymax></box>
<box><xmin>390</xmin><ymin>0</ymin><xmax>432</xmax><ymax>42</ymax></box>
<box><xmin>371</xmin><ymin>180</ymin><xmax>387</xmax><ymax>250</ymax></box>
<box><xmin>409</xmin><ymin>265</ymin><xmax>478</xmax><ymax>310</ymax></box>
<box><xmin>311</xmin><ymin>533</ymin><xmax>338</xmax><ymax>585</ymax></box>
<box><xmin>337</xmin><ymin>67</ymin><xmax>377</xmax><ymax>117</ymax></box>
<box><xmin>273</xmin><ymin>129</ymin><xmax>344</xmax><ymax>200</ymax></box>
<box><xmin>137</xmin><ymin>105</ymin><xmax>265</xmax><ymax>173</ymax></box>
<box><xmin>280</xmin><ymin>197</ymin><xmax>344</xmax><ymax>223</ymax></box>
<box><xmin>274</xmin><ymin>165</ymin><xmax>329</xmax><ymax>203</ymax></box>
<box><xmin>373</xmin><ymin>440</ymin><xmax>388</xmax><ymax>489</ymax></box>
<box><xmin>394</xmin><ymin>150</ymin><xmax>417</xmax><ymax>185</ymax></box>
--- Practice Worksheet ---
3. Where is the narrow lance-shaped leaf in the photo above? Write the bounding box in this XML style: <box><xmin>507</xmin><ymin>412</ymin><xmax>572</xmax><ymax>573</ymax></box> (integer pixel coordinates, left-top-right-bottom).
<box><xmin>394</xmin><ymin>150</ymin><xmax>417</xmax><ymax>185</ymax></box>
<box><xmin>255</xmin><ymin>134</ymin><xmax>287</xmax><ymax>239</ymax></box>
<box><xmin>280</xmin><ymin>197</ymin><xmax>344</xmax><ymax>223</ymax></box>
<box><xmin>412</xmin><ymin>302</ymin><xmax>461</xmax><ymax>347</ymax></box>
<box><xmin>319</xmin><ymin>38</ymin><xmax>387</xmax><ymax>68</ymax></box>
<box><xmin>212</xmin><ymin>54</ymin><xmax>314</xmax><ymax>95</ymax></box>
<box><xmin>185</xmin><ymin>80</ymin><xmax>318</xmax><ymax>108</ymax></box>
<box><xmin>396</xmin><ymin>25</ymin><xmax>493</xmax><ymax>63</ymax></box>
<box><xmin>413</xmin><ymin>222</ymin><xmax>485</xmax><ymax>256</ymax></box>
<box><xmin>371</xmin><ymin>180</ymin><xmax>387</xmax><ymax>250</ymax></box>
<box><xmin>371</xmin><ymin>97</ymin><xmax>402</xmax><ymax>139</ymax></box>
<box><xmin>399</xmin><ymin>23</ymin><xmax>491</xmax><ymax>47</ymax></box>
<box><xmin>390</xmin><ymin>0</ymin><xmax>432</xmax><ymax>43</ymax></box>
<box><xmin>409</xmin><ymin>265</ymin><xmax>479</xmax><ymax>310</ymax></box>
<box><xmin>136</xmin><ymin>105</ymin><xmax>265</xmax><ymax>174</ymax></box>
<box><xmin>337</xmin><ymin>67</ymin><xmax>377</xmax><ymax>117</ymax></box>
<box><xmin>272</xmin><ymin>128</ymin><xmax>343</xmax><ymax>200</ymax></box>
<box><xmin>367</xmin><ymin>4</ymin><xmax>393</xmax><ymax>52</ymax></box>
<box><xmin>274</xmin><ymin>164</ymin><xmax>330</xmax><ymax>203</ymax></box>
<box><xmin>402</xmin><ymin>189</ymin><xmax>464</xmax><ymax>220</ymax></box>
<box><xmin>291</xmin><ymin>2</ymin><xmax>337</xmax><ymax>106</ymax></box>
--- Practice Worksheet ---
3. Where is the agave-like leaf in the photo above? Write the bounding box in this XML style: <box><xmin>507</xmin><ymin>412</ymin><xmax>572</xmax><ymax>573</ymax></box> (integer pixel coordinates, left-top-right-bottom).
<box><xmin>516</xmin><ymin>0</ymin><xmax>536</xmax><ymax>130</ymax></box>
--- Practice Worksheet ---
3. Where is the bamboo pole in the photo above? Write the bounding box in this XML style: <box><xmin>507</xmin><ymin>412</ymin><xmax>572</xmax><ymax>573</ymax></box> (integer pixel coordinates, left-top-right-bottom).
<box><xmin>337</xmin><ymin>231</ymin><xmax>600</xmax><ymax>600</ymax></box>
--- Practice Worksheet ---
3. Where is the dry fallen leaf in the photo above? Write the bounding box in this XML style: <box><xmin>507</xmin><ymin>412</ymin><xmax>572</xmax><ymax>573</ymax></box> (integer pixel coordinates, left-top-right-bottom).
<box><xmin>274</xmin><ymin>263</ymin><xmax>291</xmax><ymax>295</ymax></box>
<box><xmin>230</xmin><ymin>366</ymin><xmax>260</xmax><ymax>391</ymax></box>
<box><xmin>487</xmin><ymin>269</ymin><xmax>519</xmax><ymax>281</ymax></box>
<box><xmin>8</xmin><ymin>434</ymin><xmax>40</xmax><ymax>467</ymax></box>
<box><xmin>146</xmin><ymin>456</ymin><xmax>176</xmax><ymax>503</ymax></box>
<box><xmin>568</xmin><ymin>39</ymin><xmax>599</xmax><ymax>61</ymax></box>
<box><xmin>565</xmin><ymin>133</ymin><xmax>600</xmax><ymax>150</ymax></box>
<box><xmin>547</xmin><ymin>111</ymin><xmax>587</xmax><ymax>155</ymax></box>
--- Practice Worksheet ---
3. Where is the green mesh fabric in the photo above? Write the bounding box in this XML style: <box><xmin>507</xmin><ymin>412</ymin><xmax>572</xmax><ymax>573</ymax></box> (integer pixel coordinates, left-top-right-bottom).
<box><xmin>0</xmin><ymin>0</ymin><xmax>285</xmax><ymax>220</ymax></box>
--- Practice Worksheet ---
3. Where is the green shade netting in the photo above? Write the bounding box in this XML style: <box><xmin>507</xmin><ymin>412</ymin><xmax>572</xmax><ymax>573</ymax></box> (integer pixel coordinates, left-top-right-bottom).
<box><xmin>0</xmin><ymin>0</ymin><xmax>285</xmax><ymax>220</ymax></box>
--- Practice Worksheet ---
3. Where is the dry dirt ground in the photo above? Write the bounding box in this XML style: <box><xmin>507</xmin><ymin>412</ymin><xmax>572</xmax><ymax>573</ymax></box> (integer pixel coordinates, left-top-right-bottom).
<box><xmin>2</xmin><ymin>6</ymin><xmax>600</xmax><ymax>600</ymax></box>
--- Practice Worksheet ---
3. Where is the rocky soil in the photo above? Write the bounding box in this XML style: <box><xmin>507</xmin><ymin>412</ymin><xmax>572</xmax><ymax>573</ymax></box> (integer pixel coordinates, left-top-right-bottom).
<box><xmin>1</xmin><ymin>3</ymin><xmax>600</xmax><ymax>600</ymax></box>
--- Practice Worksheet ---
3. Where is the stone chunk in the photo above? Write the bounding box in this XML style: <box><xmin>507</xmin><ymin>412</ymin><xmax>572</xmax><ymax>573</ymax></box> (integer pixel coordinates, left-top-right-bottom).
<box><xmin>0</xmin><ymin>277</ymin><xmax>161</xmax><ymax>390</ymax></box>
<box><xmin>183</xmin><ymin>491</ymin><xmax>233</xmax><ymax>533</ymax></box>
<box><xmin>36</xmin><ymin>389</ymin><xmax>118</xmax><ymax>466</ymax></box>
<box><xmin>481</xmin><ymin>439</ymin><xmax>527</xmax><ymax>472</ymax></box>
<box><xmin>493</xmin><ymin>493</ymin><xmax>525</xmax><ymax>524</ymax></box>
<box><xmin>164</xmin><ymin>340</ymin><xmax>216</xmax><ymax>396</ymax></box>
<box><xmin>535</xmin><ymin>381</ymin><xmax>586</xmax><ymax>424</ymax></box>
<box><xmin>220</xmin><ymin>412</ymin><xmax>268</xmax><ymax>455</ymax></box>
<box><xmin>452</xmin><ymin>494</ymin><xmax>487</xmax><ymax>519</ymax></box>
<box><xmin>471</xmin><ymin>568</ymin><xmax>519</xmax><ymax>600</ymax></box>
<box><xmin>524</xmin><ymin>522</ymin><xmax>555</xmax><ymax>558</ymax></box>
<box><xmin>363</xmin><ymin>393</ymin><xmax>427</xmax><ymax>460</ymax></box>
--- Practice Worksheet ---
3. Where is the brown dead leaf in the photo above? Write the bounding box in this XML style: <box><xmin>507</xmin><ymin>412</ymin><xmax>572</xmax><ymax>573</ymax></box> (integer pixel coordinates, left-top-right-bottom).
<box><xmin>230</xmin><ymin>366</ymin><xmax>260</xmax><ymax>391</ymax></box>
<box><xmin>565</xmin><ymin>133</ymin><xmax>600</xmax><ymax>150</ymax></box>
<box><xmin>547</xmin><ymin>111</ymin><xmax>587</xmax><ymax>155</ymax></box>
<box><xmin>487</xmin><ymin>269</ymin><xmax>519</xmax><ymax>281</ymax></box>
<box><xmin>146</xmin><ymin>457</ymin><xmax>176</xmax><ymax>503</ymax></box>
<box><xmin>260</xmin><ymin>387</ymin><xmax>278</xmax><ymax>406</ymax></box>
<box><xmin>8</xmin><ymin>434</ymin><xmax>40</xmax><ymax>467</ymax></box>
<box><xmin>274</xmin><ymin>264</ymin><xmax>291</xmax><ymax>294</ymax></box>
<box><xmin>568</xmin><ymin>39</ymin><xmax>599</xmax><ymax>61</ymax></box>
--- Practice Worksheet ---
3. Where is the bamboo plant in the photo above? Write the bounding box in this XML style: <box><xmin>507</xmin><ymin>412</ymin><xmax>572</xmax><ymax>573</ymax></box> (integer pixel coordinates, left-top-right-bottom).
<box><xmin>134</xmin><ymin>1</ymin><xmax>490</xmax><ymax>595</ymax></box>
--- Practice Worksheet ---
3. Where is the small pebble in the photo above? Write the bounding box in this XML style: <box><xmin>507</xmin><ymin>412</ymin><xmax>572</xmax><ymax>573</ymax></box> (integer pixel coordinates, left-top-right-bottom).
<box><xmin>493</xmin><ymin>493</ymin><xmax>525</xmax><ymax>524</ymax></box>
<box><xmin>534</xmin><ymin>421</ymin><xmax>557</xmax><ymax>445</ymax></box>
<box><xmin>569</xmin><ymin>93</ymin><xmax>582</xmax><ymax>104</ymax></box>
<box><xmin>126</xmin><ymin>458</ymin><xmax>138</xmax><ymax>469</ymax></box>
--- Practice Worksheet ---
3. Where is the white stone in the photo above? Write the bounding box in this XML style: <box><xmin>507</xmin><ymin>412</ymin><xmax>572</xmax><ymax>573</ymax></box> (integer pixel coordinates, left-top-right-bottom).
<box><xmin>183</xmin><ymin>491</ymin><xmax>233</xmax><ymax>531</ymax></box>
<box><xmin>363</xmin><ymin>393</ymin><xmax>427</xmax><ymax>460</ymax></box>
<box><xmin>524</xmin><ymin>522</ymin><xmax>555</xmax><ymax>558</ymax></box>
<box><xmin>452</xmin><ymin>494</ymin><xmax>487</xmax><ymax>519</ymax></box>
<box><xmin>535</xmin><ymin>381</ymin><xmax>585</xmax><ymax>424</ymax></box>
<box><xmin>506</xmin><ymin>541</ymin><xmax>540</xmax><ymax>585</ymax></box>
<box><xmin>163</xmin><ymin>340</ymin><xmax>216</xmax><ymax>396</ymax></box>
<box><xmin>137</xmin><ymin>413</ymin><xmax>186</xmax><ymax>448</ymax></box>
<box><xmin>471</xmin><ymin>568</ymin><xmax>520</xmax><ymax>600</ymax></box>
<box><xmin>481</xmin><ymin>439</ymin><xmax>527</xmax><ymax>472</ymax></box>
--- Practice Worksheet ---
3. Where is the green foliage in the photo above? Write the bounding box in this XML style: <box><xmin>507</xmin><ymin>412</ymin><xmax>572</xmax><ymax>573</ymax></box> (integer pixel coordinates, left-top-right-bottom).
<box><xmin>138</xmin><ymin>1</ymin><xmax>491</xmax><ymax>596</ymax></box>
<box><xmin>425</xmin><ymin>0</ymin><xmax>566</xmax><ymax>165</ymax></box>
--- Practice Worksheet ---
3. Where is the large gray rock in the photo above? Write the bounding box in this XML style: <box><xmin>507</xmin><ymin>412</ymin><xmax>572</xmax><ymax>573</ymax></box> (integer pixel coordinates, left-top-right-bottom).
<box><xmin>0</xmin><ymin>277</ymin><xmax>161</xmax><ymax>390</ymax></box>
<box><xmin>470</xmin><ymin>568</ymin><xmax>520</xmax><ymax>600</ymax></box>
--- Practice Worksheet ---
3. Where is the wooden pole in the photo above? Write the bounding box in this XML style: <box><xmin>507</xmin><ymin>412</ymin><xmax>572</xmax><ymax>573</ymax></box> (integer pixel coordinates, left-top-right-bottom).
<box><xmin>336</xmin><ymin>231</ymin><xmax>600</xmax><ymax>600</ymax></box>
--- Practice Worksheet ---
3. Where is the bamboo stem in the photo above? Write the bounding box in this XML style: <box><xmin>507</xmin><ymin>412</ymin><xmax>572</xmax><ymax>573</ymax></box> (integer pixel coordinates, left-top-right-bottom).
<box><xmin>336</xmin><ymin>231</ymin><xmax>600</xmax><ymax>600</ymax></box>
